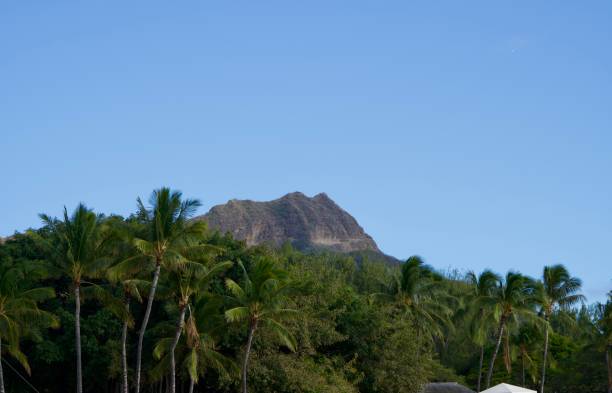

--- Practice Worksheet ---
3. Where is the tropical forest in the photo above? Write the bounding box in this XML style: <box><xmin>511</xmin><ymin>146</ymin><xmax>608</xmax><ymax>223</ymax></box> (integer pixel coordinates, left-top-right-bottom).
<box><xmin>0</xmin><ymin>188</ymin><xmax>610</xmax><ymax>393</ymax></box>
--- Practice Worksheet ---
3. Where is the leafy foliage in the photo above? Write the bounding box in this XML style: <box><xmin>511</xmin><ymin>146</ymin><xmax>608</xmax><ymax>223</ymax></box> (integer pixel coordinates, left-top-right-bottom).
<box><xmin>0</xmin><ymin>188</ymin><xmax>609</xmax><ymax>393</ymax></box>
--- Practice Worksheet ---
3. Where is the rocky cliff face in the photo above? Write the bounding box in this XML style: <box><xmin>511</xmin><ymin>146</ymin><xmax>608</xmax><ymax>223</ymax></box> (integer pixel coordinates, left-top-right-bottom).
<box><xmin>195</xmin><ymin>192</ymin><xmax>382</xmax><ymax>254</ymax></box>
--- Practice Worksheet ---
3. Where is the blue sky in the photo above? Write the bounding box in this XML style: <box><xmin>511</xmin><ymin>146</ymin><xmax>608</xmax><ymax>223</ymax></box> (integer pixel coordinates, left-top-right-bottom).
<box><xmin>1</xmin><ymin>1</ymin><xmax>611</xmax><ymax>301</ymax></box>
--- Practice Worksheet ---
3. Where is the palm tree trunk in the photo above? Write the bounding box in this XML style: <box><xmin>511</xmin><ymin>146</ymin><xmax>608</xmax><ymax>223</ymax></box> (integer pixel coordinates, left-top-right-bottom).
<box><xmin>606</xmin><ymin>346</ymin><xmax>611</xmax><ymax>393</ymax></box>
<box><xmin>188</xmin><ymin>378</ymin><xmax>194</xmax><ymax>393</ymax></box>
<box><xmin>170</xmin><ymin>305</ymin><xmax>187</xmax><ymax>393</ymax></box>
<box><xmin>521</xmin><ymin>351</ymin><xmax>526</xmax><ymax>387</ymax></box>
<box><xmin>477</xmin><ymin>345</ymin><xmax>484</xmax><ymax>392</ymax></box>
<box><xmin>485</xmin><ymin>317</ymin><xmax>505</xmax><ymax>389</ymax></box>
<box><xmin>75</xmin><ymin>285</ymin><xmax>83</xmax><ymax>393</ymax></box>
<box><xmin>122</xmin><ymin>298</ymin><xmax>131</xmax><ymax>393</ymax></box>
<box><xmin>241</xmin><ymin>320</ymin><xmax>258</xmax><ymax>393</ymax></box>
<box><xmin>136</xmin><ymin>262</ymin><xmax>162</xmax><ymax>393</ymax></box>
<box><xmin>416</xmin><ymin>328</ymin><xmax>422</xmax><ymax>362</ymax></box>
<box><xmin>540</xmin><ymin>320</ymin><xmax>549</xmax><ymax>393</ymax></box>
<box><xmin>0</xmin><ymin>335</ymin><xmax>5</xmax><ymax>393</ymax></box>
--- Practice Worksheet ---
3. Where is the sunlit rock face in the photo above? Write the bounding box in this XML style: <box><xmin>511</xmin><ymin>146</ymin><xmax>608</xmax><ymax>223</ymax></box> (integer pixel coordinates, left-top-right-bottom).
<box><xmin>194</xmin><ymin>192</ymin><xmax>381</xmax><ymax>254</ymax></box>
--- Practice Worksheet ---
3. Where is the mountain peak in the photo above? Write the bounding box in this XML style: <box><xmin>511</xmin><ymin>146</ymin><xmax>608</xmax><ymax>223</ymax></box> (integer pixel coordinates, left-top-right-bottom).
<box><xmin>195</xmin><ymin>192</ymin><xmax>381</xmax><ymax>254</ymax></box>
<box><xmin>281</xmin><ymin>191</ymin><xmax>309</xmax><ymax>199</ymax></box>
<box><xmin>313</xmin><ymin>192</ymin><xmax>332</xmax><ymax>201</ymax></box>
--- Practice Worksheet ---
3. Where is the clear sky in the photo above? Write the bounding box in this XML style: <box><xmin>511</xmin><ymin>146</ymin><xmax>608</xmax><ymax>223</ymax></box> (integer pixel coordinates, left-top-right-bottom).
<box><xmin>1</xmin><ymin>1</ymin><xmax>611</xmax><ymax>301</ymax></box>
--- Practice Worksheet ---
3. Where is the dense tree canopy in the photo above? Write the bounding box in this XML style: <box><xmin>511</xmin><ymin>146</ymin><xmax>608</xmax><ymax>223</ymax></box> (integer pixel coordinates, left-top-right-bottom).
<box><xmin>0</xmin><ymin>188</ymin><xmax>609</xmax><ymax>393</ymax></box>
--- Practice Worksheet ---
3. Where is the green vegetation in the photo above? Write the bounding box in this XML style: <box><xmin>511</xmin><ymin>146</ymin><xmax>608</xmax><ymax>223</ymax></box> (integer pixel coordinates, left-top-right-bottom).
<box><xmin>0</xmin><ymin>188</ymin><xmax>610</xmax><ymax>393</ymax></box>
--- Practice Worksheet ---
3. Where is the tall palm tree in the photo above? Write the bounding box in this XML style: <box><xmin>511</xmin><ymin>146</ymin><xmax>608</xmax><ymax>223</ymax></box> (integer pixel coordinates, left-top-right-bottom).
<box><xmin>536</xmin><ymin>265</ymin><xmax>584</xmax><ymax>393</ymax></box>
<box><xmin>224</xmin><ymin>258</ymin><xmax>297</xmax><ymax>393</ymax></box>
<box><xmin>41</xmin><ymin>204</ymin><xmax>110</xmax><ymax>393</ymax></box>
<box><xmin>106</xmin><ymin>218</ymin><xmax>150</xmax><ymax>393</ymax></box>
<box><xmin>104</xmin><ymin>268</ymin><xmax>148</xmax><ymax>393</ymax></box>
<box><xmin>483</xmin><ymin>272</ymin><xmax>537</xmax><ymax>389</ymax></box>
<box><xmin>118</xmin><ymin>280</ymin><xmax>146</xmax><ymax>393</ymax></box>
<box><xmin>0</xmin><ymin>259</ymin><xmax>58</xmax><ymax>393</ymax></box>
<box><xmin>388</xmin><ymin>256</ymin><xmax>454</xmax><ymax>353</ymax></box>
<box><xmin>165</xmin><ymin>256</ymin><xmax>232</xmax><ymax>393</ymax></box>
<box><xmin>126</xmin><ymin>188</ymin><xmax>205</xmax><ymax>393</ymax></box>
<box><xmin>466</xmin><ymin>270</ymin><xmax>501</xmax><ymax>392</ymax></box>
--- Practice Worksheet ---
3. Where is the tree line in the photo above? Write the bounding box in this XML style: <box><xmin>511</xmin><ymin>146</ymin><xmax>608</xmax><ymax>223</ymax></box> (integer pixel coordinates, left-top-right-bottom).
<box><xmin>0</xmin><ymin>187</ymin><xmax>610</xmax><ymax>393</ymax></box>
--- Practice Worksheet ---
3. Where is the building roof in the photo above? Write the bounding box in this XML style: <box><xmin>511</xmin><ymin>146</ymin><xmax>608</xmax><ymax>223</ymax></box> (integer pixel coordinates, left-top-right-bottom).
<box><xmin>480</xmin><ymin>383</ymin><xmax>536</xmax><ymax>393</ymax></box>
<box><xmin>423</xmin><ymin>382</ymin><xmax>475</xmax><ymax>393</ymax></box>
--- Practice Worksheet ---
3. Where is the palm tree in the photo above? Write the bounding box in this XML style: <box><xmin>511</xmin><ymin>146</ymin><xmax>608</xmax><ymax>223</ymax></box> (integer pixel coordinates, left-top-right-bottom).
<box><xmin>535</xmin><ymin>265</ymin><xmax>584</xmax><ymax>393</ymax></box>
<box><xmin>153</xmin><ymin>295</ymin><xmax>235</xmax><ymax>393</ymax></box>
<box><xmin>106</xmin><ymin>219</ymin><xmax>150</xmax><ymax>393</ymax></box>
<box><xmin>118</xmin><ymin>280</ymin><xmax>146</xmax><ymax>393</ymax></box>
<box><xmin>0</xmin><ymin>259</ymin><xmax>59</xmax><ymax>393</ymax></box>
<box><xmin>224</xmin><ymin>258</ymin><xmax>297</xmax><ymax>393</ymax></box>
<box><xmin>483</xmin><ymin>272</ymin><xmax>537</xmax><ymax>389</ymax></box>
<box><xmin>127</xmin><ymin>188</ymin><xmax>205</xmax><ymax>393</ymax></box>
<box><xmin>466</xmin><ymin>270</ymin><xmax>501</xmax><ymax>392</ymax></box>
<box><xmin>41</xmin><ymin>204</ymin><xmax>110</xmax><ymax>393</ymax></box>
<box><xmin>388</xmin><ymin>256</ymin><xmax>454</xmax><ymax>354</ymax></box>
<box><xmin>165</xmin><ymin>256</ymin><xmax>232</xmax><ymax>393</ymax></box>
<box><xmin>184</xmin><ymin>295</ymin><xmax>237</xmax><ymax>393</ymax></box>
<box><xmin>104</xmin><ymin>269</ymin><xmax>148</xmax><ymax>393</ymax></box>
<box><xmin>511</xmin><ymin>324</ymin><xmax>539</xmax><ymax>388</ymax></box>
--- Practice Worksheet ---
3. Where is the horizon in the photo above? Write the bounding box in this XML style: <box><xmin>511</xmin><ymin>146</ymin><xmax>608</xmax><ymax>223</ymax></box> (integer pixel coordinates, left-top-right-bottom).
<box><xmin>2</xmin><ymin>1</ymin><xmax>611</xmax><ymax>302</ymax></box>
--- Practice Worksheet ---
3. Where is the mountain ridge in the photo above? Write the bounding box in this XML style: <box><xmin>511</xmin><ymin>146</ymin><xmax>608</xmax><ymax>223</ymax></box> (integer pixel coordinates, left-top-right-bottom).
<box><xmin>194</xmin><ymin>192</ymin><xmax>391</xmax><ymax>258</ymax></box>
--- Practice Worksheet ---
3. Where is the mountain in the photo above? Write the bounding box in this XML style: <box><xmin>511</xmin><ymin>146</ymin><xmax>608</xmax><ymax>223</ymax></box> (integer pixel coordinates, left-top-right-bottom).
<box><xmin>194</xmin><ymin>192</ymin><xmax>385</xmax><ymax>256</ymax></box>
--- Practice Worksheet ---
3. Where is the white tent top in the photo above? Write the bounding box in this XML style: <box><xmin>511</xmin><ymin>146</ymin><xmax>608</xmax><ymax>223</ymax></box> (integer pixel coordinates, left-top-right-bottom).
<box><xmin>480</xmin><ymin>383</ymin><xmax>536</xmax><ymax>393</ymax></box>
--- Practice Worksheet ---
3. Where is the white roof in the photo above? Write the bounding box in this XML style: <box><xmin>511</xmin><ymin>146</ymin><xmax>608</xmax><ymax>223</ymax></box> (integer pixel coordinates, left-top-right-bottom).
<box><xmin>480</xmin><ymin>383</ymin><xmax>536</xmax><ymax>393</ymax></box>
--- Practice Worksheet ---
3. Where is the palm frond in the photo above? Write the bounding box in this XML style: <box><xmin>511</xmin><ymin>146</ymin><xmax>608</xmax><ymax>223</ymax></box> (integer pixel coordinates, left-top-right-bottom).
<box><xmin>225</xmin><ymin>307</ymin><xmax>249</xmax><ymax>323</ymax></box>
<box><xmin>266</xmin><ymin>318</ymin><xmax>297</xmax><ymax>352</ymax></box>
<box><xmin>153</xmin><ymin>337</ymin><xmax>174</xmax><ymax>360</ymax></box>
<box><xmin>225</xmin><ymin>279</ymin><xmax>246</xmax><ymax>301</ymax></box>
